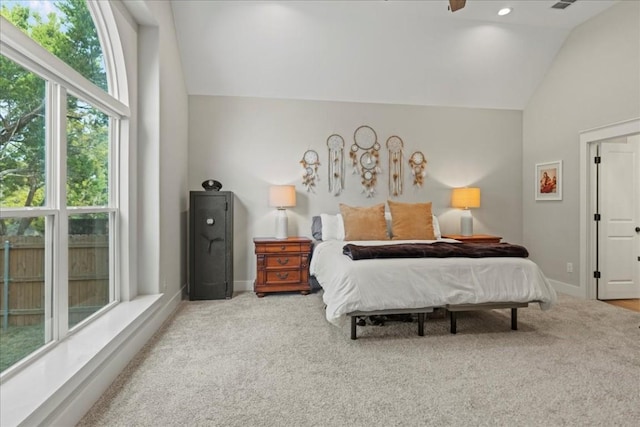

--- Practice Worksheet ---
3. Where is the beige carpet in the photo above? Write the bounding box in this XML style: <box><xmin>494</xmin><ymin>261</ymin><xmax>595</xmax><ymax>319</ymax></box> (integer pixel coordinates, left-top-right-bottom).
<box><xmin>78</xmin><ymin>292</ymin><xmax>640</xmax><ymax>426</ymax></box>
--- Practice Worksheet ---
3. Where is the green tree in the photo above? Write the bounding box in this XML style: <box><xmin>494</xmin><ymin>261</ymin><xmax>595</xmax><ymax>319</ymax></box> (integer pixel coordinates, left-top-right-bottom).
<box><xmin>1</xmin><ymin>0</ymin><xmax>108</xmax><ymax>235</ymax></box>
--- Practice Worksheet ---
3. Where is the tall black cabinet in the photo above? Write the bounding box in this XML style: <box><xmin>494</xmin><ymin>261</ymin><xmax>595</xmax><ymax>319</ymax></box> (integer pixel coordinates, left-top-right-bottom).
<box><xmin>189</xmin><ymin>191</ymin><xmax>234</xmax><ymax>300</ymax></box>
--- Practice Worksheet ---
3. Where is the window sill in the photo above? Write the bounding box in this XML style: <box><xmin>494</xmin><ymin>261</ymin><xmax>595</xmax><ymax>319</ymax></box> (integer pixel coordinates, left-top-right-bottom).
<box><xmin>0</xmin><ymin>294</ymin><xmax>164</xmax><ymax>427</ymax></box>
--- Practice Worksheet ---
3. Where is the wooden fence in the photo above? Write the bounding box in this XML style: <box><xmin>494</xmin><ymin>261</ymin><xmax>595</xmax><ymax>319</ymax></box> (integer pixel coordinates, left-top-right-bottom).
<box><xmin>0</xmin><ymin>235</ymin><xmax>109</xmax><ymax>327</ymax></box>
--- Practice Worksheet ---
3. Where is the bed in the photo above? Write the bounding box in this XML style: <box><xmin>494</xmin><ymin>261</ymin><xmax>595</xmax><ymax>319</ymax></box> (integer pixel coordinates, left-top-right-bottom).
<box><xmin>309</xmin><ymin>202</ymin><xmax>558</xmax><ymax>339</ymax></box>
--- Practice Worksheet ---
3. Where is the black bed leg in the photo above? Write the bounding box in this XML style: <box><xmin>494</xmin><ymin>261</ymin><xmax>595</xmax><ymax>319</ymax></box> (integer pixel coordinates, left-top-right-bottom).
<box><xmin>351</xmin><ymin>316</ymin><xmax>357</xmax><ymax>340</ymax></box>
<box><xmin>511</xmin><ymin>308</ymin><xmax>518</xmax><ymax>330</ymax></box>
<box><xmin>418</xmin><ymin>313</ymin><xmax>425</xmax><ymax>336</ymax></box>
<box><xmin>450</xmin><ymin>311</ymin><xmax>457</xmax><ymax>334</ymax></box>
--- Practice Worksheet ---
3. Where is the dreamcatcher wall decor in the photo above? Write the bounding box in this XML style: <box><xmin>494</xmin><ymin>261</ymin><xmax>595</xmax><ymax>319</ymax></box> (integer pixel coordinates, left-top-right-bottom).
<box><xmin>300</xmin><ymin>149</ymin><xmax>320</xmax><ymax>192</ymax></box>
<box><xmin>350</xmin><ymin>125</ymin><xmax>381</xmax><ymax>197</ymax></box>
<box><xmin>326</xmin><ymin>134</ymin><xmax>345</xmax><ymax>196</ymax></box>
<box><xmin>409</xmin><ymin>151</ymin><xmax>427</xmax><ymax>188</ymax></box>
<box><xmin>386</xmin><ymin>136</ymin><xmax>404</xmax><ymax>197</ymax></box>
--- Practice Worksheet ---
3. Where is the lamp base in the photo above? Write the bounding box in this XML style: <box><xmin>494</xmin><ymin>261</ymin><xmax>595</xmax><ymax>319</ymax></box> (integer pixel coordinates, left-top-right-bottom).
<box><xmin>275</xmin><ymin>209</ymin><xmax>288</xmax><ymax>239</ymax></box>
<box><xmin>460</xmin><ymin>210</ymin><xmax>473</xmax><ymax>236</ymax></box>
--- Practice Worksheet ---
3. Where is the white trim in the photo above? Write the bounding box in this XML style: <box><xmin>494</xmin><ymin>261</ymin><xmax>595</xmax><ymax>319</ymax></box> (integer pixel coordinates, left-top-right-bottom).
<box><xmin>579</xmin><ymin>118</ymin><xmax>640</xmax><ymax>300</ymax></box>
<box><xmin>0</xmin><ymin>290</ymin><xmax>182</xmax><ymax>427</ymax></box>
<box><xmin>235</xmin><ymin>280</ymin><xmax>254</xmax><ymax>292</ymax></box>
<box><xmin>87</xmin><ymin>0</ymin><xmax>119</xmax><ymax>101</ymax></box>
<box><xmin>548</xmin><ymin>279</ymin><xmax>583</xmax><ymax>298</ymax></box>
<box><xmin>89</xmin><ymin>0</ymin><xmax>130</xmax><ymax>105</ymax></box>
<box><xmin>109</xmin><ymin>118</ymin><xmax>119</xmax><ymax>303</ymax></box>
<box><xmin>55</xmin><ymin>84</ymin><xmax>70</xmax><ymax>338</ymax></box>
<box><xmin>118</xmin><ymin>118</ymin><xmax>135</xmax><ymax>302</ymax></box>
<box><xmin>47</xmin><ymin>291</ymin><xmax>182</xmax><ymax>427</ymax></box>
<box><xmin>0</xmin><ymin>208</ymin><xmax>58</xmax><ymax>219</ymax></box>
<box><xmin>579</xmin><ymin>118</ymin><xmax>640</xmax><ymax>145</ymax></box>
<box><xmin>588</xmin><ymin>142</ymin><xmax>599</xmax><ymax>300</ymax></box>
<box><xmin>44</xmin><ymin>215</ymin><xmax>54</xmax><ymax>343</ymax></box>
<box><xmin>65</xmin><ymin>207</ymin><xmax>117</xmax><ymax>215</ymax></box>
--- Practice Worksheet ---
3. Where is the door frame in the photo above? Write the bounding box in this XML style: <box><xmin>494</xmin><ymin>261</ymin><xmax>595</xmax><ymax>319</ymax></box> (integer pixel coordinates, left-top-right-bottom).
<box><xmin>580</xmin><ymin>117</ymin><xmax>640</xmax><ymax>299</ymax></box>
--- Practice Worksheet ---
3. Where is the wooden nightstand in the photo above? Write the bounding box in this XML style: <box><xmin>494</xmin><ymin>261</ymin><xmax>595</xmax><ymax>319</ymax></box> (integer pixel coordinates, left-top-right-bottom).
<box><xmin>442</xmin><ymin>234</ymin><xmax>502</xmax><ymax>243</ymax></box>
<box><xmin>253</xmin><ymin>237</ymin><xmax>312</xmax><ymax>297</ymax></box>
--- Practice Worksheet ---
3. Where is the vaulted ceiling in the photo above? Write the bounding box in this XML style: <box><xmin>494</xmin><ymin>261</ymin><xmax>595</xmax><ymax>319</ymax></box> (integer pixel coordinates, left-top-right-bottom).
<box><xmin>170</xmin><ymin>0</ymin><xmax>618</xmax><ymax>110</ymax></box>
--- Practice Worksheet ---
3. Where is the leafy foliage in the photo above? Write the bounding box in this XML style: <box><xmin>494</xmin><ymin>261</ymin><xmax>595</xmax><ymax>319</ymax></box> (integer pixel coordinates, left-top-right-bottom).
<box><xmin>1</xmin><ymin>0</ymin><xmax>108</xmax><ymax>234</ymax></box>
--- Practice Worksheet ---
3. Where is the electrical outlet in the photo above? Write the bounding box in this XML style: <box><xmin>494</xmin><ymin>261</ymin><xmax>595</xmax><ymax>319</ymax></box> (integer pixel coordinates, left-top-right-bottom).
<box><xmin>566</xmin><ymin>262</ymin><xmax>573</xmax><ymax>273</ymax></box>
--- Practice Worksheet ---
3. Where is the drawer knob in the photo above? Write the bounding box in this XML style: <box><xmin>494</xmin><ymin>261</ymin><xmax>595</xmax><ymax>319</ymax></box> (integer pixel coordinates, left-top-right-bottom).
<box><xmin>276</xmin><ymin>272</ymin><xmax>289</xmax><ymax>280</ymax></box>
<box><xmin>277</xmin><ymin>257</ymin><xmax>289</xmax><ymax>265</ymax></box>
<box><xmin>280</xmin><ymin>245</ymin><xmax>286</xmax><ymax>250</ymax></box>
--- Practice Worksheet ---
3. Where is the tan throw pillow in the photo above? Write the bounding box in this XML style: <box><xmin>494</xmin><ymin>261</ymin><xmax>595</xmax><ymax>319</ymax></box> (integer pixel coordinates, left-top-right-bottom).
<box><xmin>339</xmin><ymin>203</ymin><xmax>389</xmax><ymax>241</ymax></box>
<box><xmin>388</xmin><ymin>200</ymin><xmax>435</xmax><ymax>240</ymax></box>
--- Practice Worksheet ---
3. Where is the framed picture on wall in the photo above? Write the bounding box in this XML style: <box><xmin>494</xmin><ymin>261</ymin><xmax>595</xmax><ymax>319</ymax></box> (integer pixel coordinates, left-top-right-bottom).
<box><xmin>535</xmin><ymin>160</ymin><xmax>562</xmax><ymax>201</ymax></box>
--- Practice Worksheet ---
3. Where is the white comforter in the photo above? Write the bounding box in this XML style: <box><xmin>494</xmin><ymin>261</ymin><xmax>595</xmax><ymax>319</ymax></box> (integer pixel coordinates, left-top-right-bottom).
<box><xmin>309</xmin><ymin>240</ymin><xmax>558</xmax><ymax>326</ymax></box>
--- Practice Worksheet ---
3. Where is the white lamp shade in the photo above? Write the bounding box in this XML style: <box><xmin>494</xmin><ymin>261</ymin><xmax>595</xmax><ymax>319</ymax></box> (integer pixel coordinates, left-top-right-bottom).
<box><xmin>269</xmin><ymin>185</ymin><xmax>296</xmax><ymax>208</ymax></box>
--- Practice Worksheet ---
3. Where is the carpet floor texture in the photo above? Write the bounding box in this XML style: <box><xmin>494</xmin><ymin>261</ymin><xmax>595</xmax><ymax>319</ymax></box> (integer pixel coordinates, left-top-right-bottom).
<box><xmin>78</xmin><ymin>292</ymin><xmax>639</xmax><ymax>426</ymax></box>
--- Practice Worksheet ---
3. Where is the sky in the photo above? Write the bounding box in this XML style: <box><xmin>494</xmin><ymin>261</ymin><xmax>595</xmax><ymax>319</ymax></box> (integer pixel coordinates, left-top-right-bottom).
<box><xmin>26</xmin><ymin>0</ymin><xmax>56</xmax><ymax>15</ymax></box>
<box><xmin>3</xmin><ymin>0</ymin><xmax>60</xmax><ymax>20</ymax></box>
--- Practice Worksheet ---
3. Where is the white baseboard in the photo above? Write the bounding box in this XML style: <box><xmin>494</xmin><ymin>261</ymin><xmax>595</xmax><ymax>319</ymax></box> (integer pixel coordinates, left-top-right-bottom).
<box><xmin>549</xmin><ymin>279</ymin><xmax>586</xmax><ymax>298</ymax></box>
<box><xmin>1</xmin><ymin>287</ymin><xmax>185</xmax><ymax>427</ymax></box>
<box><xmin>234</xmin><ymin>280</ymin><xmax>253</xmax><ymax>292</ymax></box>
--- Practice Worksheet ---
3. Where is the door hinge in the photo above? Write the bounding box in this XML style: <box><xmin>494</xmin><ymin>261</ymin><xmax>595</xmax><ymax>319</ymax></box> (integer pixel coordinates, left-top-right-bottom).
<box><xmin>594</xmin><ymin>213</ymin><xmax>601</xmax><ymax>221</ymax></box>
<box><xmin>593</xmin><ymin>271</ymin><xmax>601</xmax><ymax>279</ymax></box>
<box><xmin>594</xmin><ymin>156</ymin><xmax>601</xmax><ymax>164</ymax></box>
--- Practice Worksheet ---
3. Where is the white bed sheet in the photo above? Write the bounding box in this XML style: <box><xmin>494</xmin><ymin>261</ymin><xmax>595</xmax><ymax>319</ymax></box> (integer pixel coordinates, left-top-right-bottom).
<box><xmin>309</xmin><ymin>240</ymin><xmax>558</xmax><ymax>326</ymax></box>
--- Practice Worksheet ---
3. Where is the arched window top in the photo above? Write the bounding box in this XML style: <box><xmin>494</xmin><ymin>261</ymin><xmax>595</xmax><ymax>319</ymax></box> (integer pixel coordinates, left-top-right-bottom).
<box><xmin>1</xmin><ymin>0</ymin><xmax>108</xmax><ymax>92</ymax></box>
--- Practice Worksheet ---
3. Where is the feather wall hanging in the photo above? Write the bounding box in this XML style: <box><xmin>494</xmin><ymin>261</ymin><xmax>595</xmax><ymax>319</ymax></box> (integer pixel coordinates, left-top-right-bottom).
<box><xmin>326</xmin><ymin>134</ymin><xmax>345</xmax><ymax>196</ymax></box>
<box><xmin>300</xmin><ymin>149</ymin><xmax>320</xmax><ymax>192</ymax></box>
<box><xmin>348</xmin><ymin>142</ymin><xmax>359</xmax><ymax>175</ymax></box>
<box><xmin>352</xmin><ymin>125</ymin><xmax>381</xmax><ymax>198</ymax></box>
<box><xmin>409</xmin><ymin>151</ymin><xmax>427</xmax><ymax>188</ymax></box>
<box><xmin>386</xmin><ymin>136</ymin><xmax>404</xmax><ymax>197</ymax></box>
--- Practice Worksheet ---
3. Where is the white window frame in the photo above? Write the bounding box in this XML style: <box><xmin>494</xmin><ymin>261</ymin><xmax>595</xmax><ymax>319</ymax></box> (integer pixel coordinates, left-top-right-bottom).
<box><xmin>0</xmin><ymin>4</ymin><xmax>130</xmax><ymax>377</ymax></box>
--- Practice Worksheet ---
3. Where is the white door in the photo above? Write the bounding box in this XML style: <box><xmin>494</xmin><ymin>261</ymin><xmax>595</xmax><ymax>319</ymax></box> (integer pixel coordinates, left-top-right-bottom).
<box><xmin>598</xmin><ymin>135</ymin><xmax>640</xmax><ymax>299</ymax></box>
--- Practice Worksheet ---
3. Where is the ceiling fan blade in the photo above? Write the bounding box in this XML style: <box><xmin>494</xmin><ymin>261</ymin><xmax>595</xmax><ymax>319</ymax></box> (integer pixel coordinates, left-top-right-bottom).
<box><xmin>449</xmin><ymin>0</ymin><xmax>467</xmax><ymax>12</ymax></box>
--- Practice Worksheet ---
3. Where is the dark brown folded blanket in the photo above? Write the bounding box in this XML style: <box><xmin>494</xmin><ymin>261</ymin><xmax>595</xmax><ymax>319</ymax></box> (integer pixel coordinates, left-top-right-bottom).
<box><xmin>342</xmin><ymin>242</ymin><xmax>529</xmax><ymax>260</ymax></box>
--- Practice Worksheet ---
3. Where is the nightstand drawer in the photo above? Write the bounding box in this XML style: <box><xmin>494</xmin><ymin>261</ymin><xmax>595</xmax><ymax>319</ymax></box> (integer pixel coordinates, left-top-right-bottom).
<box><xmin>265</xmin><ymin>255</ymin><xmax>302</xmax><ymax>269</ymax></box>
<box><xmin>266</xmin><ymin>269</ymin><xmax>301</xmax><ymax>284</ymax></box>
<box><xmin>263</xmin><ymin>243</ymin><xmax>302</xmax><ymax>253</ymax></box>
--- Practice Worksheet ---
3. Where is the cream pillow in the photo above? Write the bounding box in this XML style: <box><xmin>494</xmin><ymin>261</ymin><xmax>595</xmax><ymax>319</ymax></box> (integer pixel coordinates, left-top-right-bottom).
<box><xmin>387</xmin><ymin>200</ymin><xmax>435</xmax><ymax>240</ymax></box>
<box><xmin>339</xmin><ymin>203</ymin><xmax>389</xmax><ymax>241</ymax></box>
<box><xmin>320</xmin><ymin>213</ymin><xmax>345</xmax><ymax>241</ymax></box>
<box><xmin>432</xmin><ymin>215</ymin><xmax>442</xmax><ymax>240</ymax></box>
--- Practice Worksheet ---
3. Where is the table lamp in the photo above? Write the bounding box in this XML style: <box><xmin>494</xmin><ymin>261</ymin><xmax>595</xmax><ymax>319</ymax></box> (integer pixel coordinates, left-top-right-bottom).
<box><xmin>451</xmin><ymin>187</ymin><xmax>480</xmax><ymax>236</ymax></box>
<box><xmin>269</xmin><ymin>185</ymin><xmax>296</xmax><ymax>239</ymax></box>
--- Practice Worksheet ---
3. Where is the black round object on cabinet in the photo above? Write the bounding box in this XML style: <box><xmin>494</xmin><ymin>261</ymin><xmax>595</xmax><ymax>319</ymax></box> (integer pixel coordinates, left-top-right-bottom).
<box><xmin>201</xmin><ymin>179</ymin><xmax>222</xmax><ymax>191</ymax></box>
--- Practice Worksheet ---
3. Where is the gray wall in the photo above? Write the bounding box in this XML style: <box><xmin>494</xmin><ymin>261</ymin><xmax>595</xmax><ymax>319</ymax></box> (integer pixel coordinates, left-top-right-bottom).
<box><xmin>523</xmin><ymin>1</ymin><xmax>640</xmax><ymax>294</ymax></box>
<box><xmin>125</xmin><ymin>0</ymin><xmax>189</xmax><ymax>298</ymax></box>
<box><xmin>188</xmin><ymin>96</ymin><xmax>523</xmax><ymax>290</ymax></box>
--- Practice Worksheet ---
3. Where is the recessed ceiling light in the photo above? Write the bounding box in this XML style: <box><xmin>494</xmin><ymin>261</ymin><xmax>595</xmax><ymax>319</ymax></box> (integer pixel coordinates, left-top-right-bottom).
<box><xmin>498</xmin><ymin>7</ymin><xmax>512</xmax><ymax>16</ymax></box>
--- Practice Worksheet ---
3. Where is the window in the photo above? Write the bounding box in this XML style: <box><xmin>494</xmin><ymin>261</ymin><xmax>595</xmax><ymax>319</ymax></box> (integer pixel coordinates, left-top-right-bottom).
<box><xmin>0</xmin><ymin>0</ymin><xmax>128</xmax><ymax>374</ymax></box>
